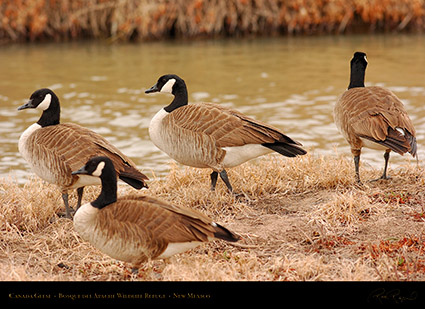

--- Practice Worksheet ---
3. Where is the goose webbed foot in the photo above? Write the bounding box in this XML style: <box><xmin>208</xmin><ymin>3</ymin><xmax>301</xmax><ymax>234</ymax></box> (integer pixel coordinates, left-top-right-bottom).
<box><xmin>370</xmin><ymin>151</ymin><xmax>392</xmax><ymax>182</ymax></box>
<box><xmin>370</xmin><ymin>174</ymin><xmax>392</xmax><ymax>182</ymax></box>
<box><xmin>210</xmin><ymin>170</ymin><xmax>249</xmax><ymax>201</ymax></box>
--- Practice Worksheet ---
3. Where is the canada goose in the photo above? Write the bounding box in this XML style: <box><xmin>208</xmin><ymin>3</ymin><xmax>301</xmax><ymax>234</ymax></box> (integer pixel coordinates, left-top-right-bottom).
<box><xmin>72</xmin><ymin>156</ymin><xmax>240</xmax><ymax>270</ymax></box>
<box><xmin>145</xmin><ymin>74</ymin><xmax>307</xmax><ymax>192</ymax></box>
<box><xmin>334</xmin><ymin>52</ymin><xmax>417</xmax><ymax>183</ymax></box>
<box><xmin>18</xmin><ymin>88</ymin><xmax>149</xmax><ymax>218</ymax></box>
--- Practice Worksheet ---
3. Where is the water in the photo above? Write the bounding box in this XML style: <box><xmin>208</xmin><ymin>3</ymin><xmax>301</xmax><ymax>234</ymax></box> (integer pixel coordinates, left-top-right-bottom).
<box><xmin>1</xmin><ymin>34</ymin><xmax>425</xmax><ymax>183</ymax></box>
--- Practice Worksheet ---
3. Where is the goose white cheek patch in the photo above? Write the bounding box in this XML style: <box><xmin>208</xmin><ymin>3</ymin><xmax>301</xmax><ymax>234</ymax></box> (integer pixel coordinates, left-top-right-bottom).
<box><xmin>160</xmin><ymin>78</ymin><xmax>176</xmax><ymax>94</ymax></box>
<box><xmin>92</xmin><ymin>161</ymin><xmax>105</xmax><ymax>177</ymax></box>
<box><xmin>36</xmin><ymin>93</ymin><xmax>52</xmax><ymax>111</ymax></box>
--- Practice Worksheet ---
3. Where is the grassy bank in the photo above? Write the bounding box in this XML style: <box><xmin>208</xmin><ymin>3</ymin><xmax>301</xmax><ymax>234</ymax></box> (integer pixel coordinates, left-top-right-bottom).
<box><xmin>0</xmin><ymin>152</ymin><xmax>424</xmax><ymax>281</ymax></box>
<box><xmin>1</xmin><ymin>0</ymin><xmax>425</xmax><ymax>43</ymax></box>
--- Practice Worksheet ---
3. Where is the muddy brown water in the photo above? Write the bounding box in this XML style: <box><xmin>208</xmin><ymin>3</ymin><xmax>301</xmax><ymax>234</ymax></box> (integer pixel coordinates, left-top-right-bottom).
<box><xmin>1</xmin><ymin>34</ymin><xmax>424</xmax><ymax>183</ymax></box>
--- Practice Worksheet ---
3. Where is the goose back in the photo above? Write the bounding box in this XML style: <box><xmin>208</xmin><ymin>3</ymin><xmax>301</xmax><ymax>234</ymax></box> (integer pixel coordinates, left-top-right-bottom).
<box><xmin>334</xmin><ymin>86</ymin><xmax>417</xmax><ymax>156</ymax></box>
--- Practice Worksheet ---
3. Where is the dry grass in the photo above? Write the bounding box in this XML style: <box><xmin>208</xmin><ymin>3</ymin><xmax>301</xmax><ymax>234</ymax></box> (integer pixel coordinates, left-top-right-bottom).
<box><xmin>1</xmin><ymin>152</ymin><xmax>425</xmax><ymax>281</ymax></box>
<box><xmin>2</xmin><ymin>0</ymin><xmax>425</xmax><ymax>43</ymax></box>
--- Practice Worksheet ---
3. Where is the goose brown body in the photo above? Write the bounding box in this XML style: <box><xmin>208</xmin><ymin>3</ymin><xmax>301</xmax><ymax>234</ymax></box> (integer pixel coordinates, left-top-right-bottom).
<box><xmin>18</xmin><ymin>88</ymin><xmax>148</xmax><ymax>217</ymax></box>
<box><xmin>146</xmin><ymin>74</ymin><xmax>306</xmax><ymax>192</ymax></box>
<box><xmin>20</xmin><ymin>122</ymin><xmax>148</xmax><ymax>191</ymax></box>
<box><xmin>152</xmin><ymin>102</ymin><xmax>305</xmax><ymax>171</ymax></box>
<box><xmin>75</xmin><ymin>194</ymin><xmax>239</xmax><ymax>266</ymax></box>
<box><xmin>335</xmin><ymin>86</ymin><xmax>417</xmax><ymax>157</ymax></box>
<box><xmin>334</xmin><ymin>52</ymin><xmax>417</xmax><ymax>182</ymax></box>
<box><xmin>72</xmin><ymin>156</ymin><xmax>240</xmax><ymax>269</ymax></box>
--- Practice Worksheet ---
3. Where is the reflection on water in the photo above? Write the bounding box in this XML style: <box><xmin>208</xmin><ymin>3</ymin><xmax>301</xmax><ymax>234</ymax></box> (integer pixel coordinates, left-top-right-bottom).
<box><xmin>1</xmin><ymin>35</ymin><xmax>424</xmax><ymax>183</ymax></box>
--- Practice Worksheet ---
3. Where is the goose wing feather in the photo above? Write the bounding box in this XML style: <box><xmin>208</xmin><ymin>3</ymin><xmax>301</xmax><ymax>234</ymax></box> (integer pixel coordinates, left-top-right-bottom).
<box><xmin>98</xmin><ymin>195</ymin><xmax>236</xmax><ymax>248</ymax></box>
<box><xmin>336</xmin><ymin>87</ymin><xmax>416</xmax><ymax>154</ymax></box>
<box><xmin>28</xmin><ymin>123</ymin><xmax>148</xmax><ymax>185</ymax></box>
<box><xmin>166</xmin><ymin>103</ymin><xmax>301</xmax><ymax>148</ymax></box>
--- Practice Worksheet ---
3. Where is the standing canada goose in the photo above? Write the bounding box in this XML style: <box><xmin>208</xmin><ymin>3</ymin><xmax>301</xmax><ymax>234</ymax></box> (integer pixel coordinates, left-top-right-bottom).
<box><xmin>18</xmin><ymin>88</ymin><xmax>149</xmax><ymax>218</ymax></box>
<box><xmin>145</xmin><ymin>74</ymin><xmax>307</xmax><ymax>192</ymax></box>
<box><xmin>334</xmin><ymin>52</ymin><xmax>417</xmax><ymax>183</ymax></box>
<box><xmin>72</xmin><ymin>156</ymin><xmax>240</xmax><ymax>271</ymax></box>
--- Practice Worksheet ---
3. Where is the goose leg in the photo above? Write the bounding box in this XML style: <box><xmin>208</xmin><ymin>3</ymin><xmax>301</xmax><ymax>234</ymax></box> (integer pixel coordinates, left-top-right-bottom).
<box><xmin>61</xmin><ymin>192</ymin><xmax>73</xmax><ymax>219</ymax></box>
<box><xmin>369</xmin><ymin>150</ymin><xmax>392</xmax><ymax>182</ymax></box>
<box><xmin>210</xmin><ymin>171</ymin><xmax>218</xmax><ymax>191</ymax></box>
<box><xmin>380</xmin><ymin>150</ymin><xmax>391</xmax><ymax>180</ymax></box>
<box><xmin>219</xmin><ymin>170</ymin><xmax>233</xmax><ymax>193</ymax></box>
<box><xmin>370</xmin><ymin>150</ymin><xmax>392</xmax><ymax>181</ymax></box>
<box><xmin>76</xmin><ymin>187</ymin><xmax>84</xmax><ymax>209</ymax></box>
<box><xmin>354</xmin><ymin>155</ymin><xmax>361</xmax><ymax>184</ymax></box>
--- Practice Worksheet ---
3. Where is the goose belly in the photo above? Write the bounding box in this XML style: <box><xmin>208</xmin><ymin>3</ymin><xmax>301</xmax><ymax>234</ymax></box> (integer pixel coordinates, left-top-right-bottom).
<box><xmin>222</xmin><ymin>144</ymin><xmax>273</xmax><ymax>168</ymax></box>
<box><xmin>360</xmin><ymin>138</ymin><xmax>388</xmax><ymax>151</ymax></box>
<box><xmin>152</xmin><ymin>137</ymin><xmax>214</xmax><ymax>168</ymax></box>
<box><xmin>149</xmin><ymin>109</ymin><xmax>213</xmax><ymax>168</ymax></box>
<box><xmin>157</xmin><ymin>241</ymin><xmax>204</xmax><ymax>259</ymax></box>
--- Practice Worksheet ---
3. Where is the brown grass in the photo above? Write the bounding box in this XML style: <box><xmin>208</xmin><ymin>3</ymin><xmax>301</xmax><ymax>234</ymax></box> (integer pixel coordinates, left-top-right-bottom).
<box><xmin>1</xmin><ymin>152</ymin><xmax>425</xmax><ymax>281</ymax></box>
<box><xmin>1</xmin><ymin>0</ymin><xmax>425</xmax><ymax>43</ymax></box>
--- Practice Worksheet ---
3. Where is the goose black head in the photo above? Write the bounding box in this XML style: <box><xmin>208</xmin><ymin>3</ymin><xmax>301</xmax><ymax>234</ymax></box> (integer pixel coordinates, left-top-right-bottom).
<box><xmin>145</xmin><ymin>74</ymin><xmax>188</xmax><ymax>112</ymax></box>
<box><xmin>72</xmin><ymin>156</ymin><xmax>118</xmax><ymax>209</ymax></box>
<box><xmin>18</xmin><ymin>88</ymin><xmax>61</xmax><ymax>127</ymax></box>
<box><xmin>72</xmin><ymin>156</ymin><xmax>115</xmax><ymax>178</ymax></box>
<box><xmin>18</xmin><ymin>88</ymin><xmax>59</xmax><ymax>111</ymax></box>
<box><xmin>145</xmin><ymin>74</ymin><xmax>186</xmax><ymax>95</ymax></box>
<box><xmin>351</xmin><ymin>52</ymin><xmax>368</xmax><ymax>70</ymax></box>
<box><xmin>348</xmin><ymin>52</ymin><xmax>368</xmax><ymax>89</ymax></box>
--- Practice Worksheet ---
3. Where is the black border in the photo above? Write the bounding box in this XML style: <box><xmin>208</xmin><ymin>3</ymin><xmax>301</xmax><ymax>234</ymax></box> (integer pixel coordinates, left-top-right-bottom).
<box><xmin>2</xmin><ymin>281</ymin><xmax>425</xmax><ymax>305</ymax></box>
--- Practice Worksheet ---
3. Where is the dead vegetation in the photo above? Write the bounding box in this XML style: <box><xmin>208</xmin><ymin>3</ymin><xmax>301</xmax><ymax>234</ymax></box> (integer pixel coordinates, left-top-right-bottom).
<box><xmin>0</xmin><ymin>152</ymin><xmax>424</xmax><ymax>281</ymax></box>
<box><xmin>1</xmin><ymin>0</ymin><xmax>425</xmax><ymax>43</ymax></box>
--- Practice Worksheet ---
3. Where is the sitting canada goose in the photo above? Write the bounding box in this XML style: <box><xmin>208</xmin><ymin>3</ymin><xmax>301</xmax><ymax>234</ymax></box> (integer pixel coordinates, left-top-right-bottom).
<box><xmin>145</xmin><ymin>74</ymin><xmax>307</xmax><ymax>192</ymax></box>
<box><xmin>72</xmin><ymin>156</ymin><xmax>240</xmax><ymax>270</ymax></box>
<box><xmin>18</xmin><ymin>88</ymin><xmax>149</xmax><ymax>218</ymax></box>
<box><xmin>334</xmin><ymin>52</ymin><xmax>417</xmax><ymax>183</ymax></box>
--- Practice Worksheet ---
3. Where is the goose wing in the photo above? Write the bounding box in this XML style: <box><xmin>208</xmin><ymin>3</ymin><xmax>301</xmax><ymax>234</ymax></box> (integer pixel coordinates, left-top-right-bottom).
<box><xmin>342</xmin><ymin>87</ymin><xmax>416</xmax><ymax>155</ymax></box>
<box><xmin>166</xmin><ymin>102</ymin><xmax>302</xmax><ymax>147</ymax></box>
<box><xmin>100</xmin><ymin>195</ymin><xmax>239</xmax><ymax>247</ymax></box>
<box><xmin>29</xmin><ymin>123</ymin><xmax>148</xmax><ymax>186</ymax></box>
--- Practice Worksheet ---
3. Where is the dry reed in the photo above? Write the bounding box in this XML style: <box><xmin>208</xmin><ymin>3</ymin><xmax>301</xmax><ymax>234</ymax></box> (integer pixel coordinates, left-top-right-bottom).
<box><xmin>1</xmin><ymin>152</ymin><xmax>424</xmax><ymax>281</ymax></box>
<box><xmin>1</xmin><ymin>0</ymin><xmax>425</xmax><ymax>43</ymax></box>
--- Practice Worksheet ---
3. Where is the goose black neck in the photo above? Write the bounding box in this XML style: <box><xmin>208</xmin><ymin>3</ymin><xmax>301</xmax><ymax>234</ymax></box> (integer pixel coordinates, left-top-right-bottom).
<box><xmin>164</xmin><ymin>84</ymin><xmax>188</xmax><ymax>113</ymax></box>
<box><xmin>348</xmin><ymin>62</ymin><xmax>366</xmax><ymax>89</ymax></box>
<box><xmin>92</xmin><ymin>166</ymin><xmax>118</xmax><ymax>209</ymax></box>
<box><xmin>37</xmin><ymin>99</ymin><xmax>60</xmax><ymax>127</ymax></box>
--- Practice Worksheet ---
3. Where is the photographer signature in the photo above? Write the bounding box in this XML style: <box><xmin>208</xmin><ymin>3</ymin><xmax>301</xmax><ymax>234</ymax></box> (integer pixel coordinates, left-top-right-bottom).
<box><xmin>368</xmin><ymin>288</ymin><xmax>418</xmax><ymax>304</ymax></box>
